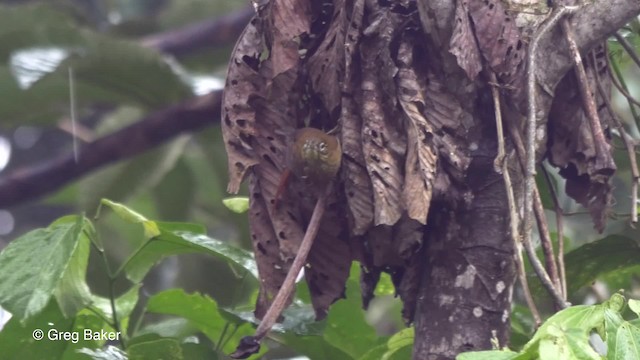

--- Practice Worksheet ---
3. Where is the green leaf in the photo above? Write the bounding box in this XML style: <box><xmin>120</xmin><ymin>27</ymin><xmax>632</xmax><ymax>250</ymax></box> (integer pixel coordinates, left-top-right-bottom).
<box><xmin>127</xmin><ymin>338</ymin><xmax>184</xmax><ymax>360</ymax></box>
<box><xmin>222</xmin><ymin>197</ymin><xmax>250</xmax><ymax>214</ymax></box>
<box><xmin>180</xmin><ymin>342</ymin><xmax>219</xmax><ymax>360</ymax></box>
<box><xmin>146</xmin><ymin>289</ymin><xmax>263</xmax><ymax>357</ymax></box>
<box><xmin>0</xmin><ymin>4</ymin><xmax>192</xmax><ymax>126</ymax></box>
<box><xmin>136</xmin><ymin>318</ymin><xmax>198</xmax><ymax>340</ymax></box>
<box><xmin>0</xmin><ymin>300</ymin><xmax>71</xmax><ymax>360</ymax></box>
<box><xmin>457</xmin><ymin>350</ymin><xmax>518</xmax><ymax>360</ymax></box>
<box><xmin>628</xmin><ymin>299</ymin><xmax>640</xmax><ymax>318</ymax></box>
<box><xmin>146</xmin><ymin>289</ymin><xmax>225</xmax><ymax>333</ymax></box>
<box><xmin>99</xmin><ymin>199</ymin><xmax>160</xmax><ymax>239</ymax></box>
<box><xmin>382</xmin><ymin>327</ymin><xmax>413</xmax><ymax>360</ymax></box>
<box><xmin>124</xmin><ymin>224</ymin><xmax>257</xmax><ymax>283</ymax></box>
<box><xmin>518</xmin><ymin>303</ymin><xmax>608</xmax><ymax>358</ymax></box>
<box><xmin>275</xmin><ymin>333</ymin><xmax>353</xmax><ymax>360</ymax></box>
<box><xmin>77</xmin><ymin>346</ymin><xmax>127</xmax><ymax>360</ymax></box>
<box><xmin>89</xmin><ymin>284</ymin><xmax>141</xmax><ymax>335</ymax></box>
<box><xmin>0</xmin><ymin>215</ymin><xmax>84</xmax><ymax>320</ymax></box>
<box><xmin>563</xmin><ymin>236</ymin><xmax>640</xmax><ymax>295</ymax></box>
<box><xmin>64</xmin><ymin>310</ymin><xmax>118</xmax><ymax>359</ymax></box>
<box><xmin>323</xmin><ymin>263</ymin><xmax>383</xmax><ymax>358</ymax></box>
<box><xmin>358</xmin><ymin>344</ymin><xmax>389</xmax><ymax>360</ymax></box>
<box><xmin>0</xmin><ymin>299</ymin><xmax>112</xmax><ymax>360</ymax></box>
<box><xmin>54</xmin><ymin>220</ymin><xmax>92</xmax><ymax>317</ymax></box>
<box><xmin>374</xmin><ymin>272</ymin><xmax>395</xmax><ymax>297</ymax></box>
<box><xmin>540</xmin><ymin>325</ymin><xmax>601</xmax><ymax>360</ymax></box>
<box><xmin>605</xmin><ymin>308</ymin><xmax>640</xmax><ymax>360</ymax></box>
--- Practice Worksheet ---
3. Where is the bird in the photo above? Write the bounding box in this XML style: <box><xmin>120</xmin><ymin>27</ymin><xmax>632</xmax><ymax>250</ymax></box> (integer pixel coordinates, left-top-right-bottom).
<box><xmin>274</xmin><ymin>127</ymin><xmax>341</xmax><ymax>206</ymax></box>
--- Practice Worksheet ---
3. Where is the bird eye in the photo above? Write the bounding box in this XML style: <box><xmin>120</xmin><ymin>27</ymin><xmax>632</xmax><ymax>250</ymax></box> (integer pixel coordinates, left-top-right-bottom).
<box><xmin>319</xmin><ymin>142</ymin><xmax>327</xmax><ymax>151</ymax></box>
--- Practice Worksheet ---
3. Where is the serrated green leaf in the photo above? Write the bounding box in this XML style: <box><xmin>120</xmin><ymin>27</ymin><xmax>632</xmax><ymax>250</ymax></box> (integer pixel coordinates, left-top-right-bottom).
<box><xmin>222</xmin><ymin>197</ymin><xmax>250</xmax><ymax>214</ymax></box>
<box><xmin>124</xmin><ymin>224</ymin><xmax>256</xmax><ymax>283</ymax></box>
<box><xmin>518</xmin><ymin>303</ymin><xmax>609</xmax><ymax>359</ymax></box>
<box><xmin>605</xmin><ymin>308</ymin><xmax>640</xmax><ymax>360</ymax></box>
<box><xmin>611</xmin><ymin>321</ymin><xmax>640</xmax><ymax>359</ymax></box>
<box><xmin>0</xmin><ymin>215</ymin><xmax>84</xmax><ymax>321</ymax></box>
<box><xmin>127</xmin><ymin>338</ymin><xmax>183</xmax><ymax>360</ymax></box>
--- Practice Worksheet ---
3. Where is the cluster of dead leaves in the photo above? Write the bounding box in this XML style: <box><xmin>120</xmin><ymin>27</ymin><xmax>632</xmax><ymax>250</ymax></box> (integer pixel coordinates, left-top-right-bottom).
<box><xmin>222</xmin><ymin>0</ymin><xmax>615</xmax><ymax>323</ymax></box>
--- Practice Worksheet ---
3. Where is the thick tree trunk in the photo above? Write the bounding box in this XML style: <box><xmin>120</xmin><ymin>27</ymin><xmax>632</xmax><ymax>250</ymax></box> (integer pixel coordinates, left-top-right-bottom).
<box><xmin>411</xmin><ymin>1</ymin><xmax>640</xmax><ymax>359</ymax></box>
<box><xmin>413</xmin><ymin>100</ymin><xmax>519</xmax><ymax>358</ymax></box>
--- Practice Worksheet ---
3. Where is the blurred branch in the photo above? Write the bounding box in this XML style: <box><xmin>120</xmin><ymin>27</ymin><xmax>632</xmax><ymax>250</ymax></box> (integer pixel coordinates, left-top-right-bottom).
<box><xmin>0</xmin><ymin>92</ymin><xmax>221</xmax><ymax>207</ymax></box>
<box><xmin>141</xmin><ymin>6</ymin><xmax>253</xmax><ymax>57</ymax></box>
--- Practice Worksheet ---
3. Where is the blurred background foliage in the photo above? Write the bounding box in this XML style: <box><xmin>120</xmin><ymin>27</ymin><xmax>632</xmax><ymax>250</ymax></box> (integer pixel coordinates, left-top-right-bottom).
<box><xmin>0</xmin><ymin>0</ymin><xmax>638</xmax><ymax>359</ymax></box>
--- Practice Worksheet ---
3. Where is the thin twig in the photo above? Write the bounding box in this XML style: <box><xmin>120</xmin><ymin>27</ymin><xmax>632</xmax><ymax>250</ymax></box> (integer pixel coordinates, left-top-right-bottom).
<box><xmin>230</xmin><ymin>184</ymin><xmax>331</xmax><ymax>359</ymax></box>
<box><xmin>541</xmin><ymin>164</ymin><xmax>567</xmax><ymax>300</ymax></box>
<box><xmin>507</xmin><ymin>120</ymin><xmax>562</xmax><ymax>293</ymax></box>
<box><xmin>526</xmin><ymin>5</ymin><xmax>574</xmax><ymax>309</ymax></box>
<box><xmin>614</xmin><ymin>32</ymin><xmax>640</xmax><ymax>69</ymax></box>
<box><xmin>490</xmin><ymin>73</ymin><xmax>542</xmax><ymax>326</ymax></box>
<box><xmin>559</xmin><ymin>12</ymin><xmax>611</xmax><ymax>171</ymax></box>
<box><xmin>592</xmin><ymin>51</ymin><xmax>640</xmax><ymax>224</ymax></box>
<box><xmin>89</xmin><ymin>237</ymin><xmax>127</xmax><ymax>348</ymax></box>
<box><xmin>605</xmin><ymin>43</ymin><xmax>640</xmax><ymax>108</ymax></box>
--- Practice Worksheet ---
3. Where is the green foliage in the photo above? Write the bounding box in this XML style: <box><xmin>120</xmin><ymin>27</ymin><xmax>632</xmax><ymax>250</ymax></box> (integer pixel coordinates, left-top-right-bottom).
<box><xmin>563</xmin><ymin>236</ymin><xmax>640</xmax><ymax>295</ymax></box>
<box><xmin>0</xmin><ymin>200</ymin><xmax>403</xmax><ymax>360</ymax></box>
<box><xmin>458</xmin><ymin>293</ymin><xmax>640</xmax><ymax>360</ymax></box>
<box><xmin>0</xmin><ymin>3</ymin><xmax>192</xmax><ymax>126</ymax></box>
<box><xmin>222</xmin><ymin>197</ymin><xmax>250</xmax><ymax>214</ymax></box>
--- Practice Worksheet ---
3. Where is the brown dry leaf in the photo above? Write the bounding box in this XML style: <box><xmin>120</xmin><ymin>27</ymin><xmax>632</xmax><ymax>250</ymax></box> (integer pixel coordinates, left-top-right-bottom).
<box><xmin>304</xmin><ymin>190</ymin><xmax>352</xmax><ymax>319</ymax></box>
<box><xmin>248</xmin><ymin>176</ymin><xmax>288</xmax><ymax>319</ymax></box>
<box><xmin>449</xmin><ymin>0</ymin><xmax>482</xmax><ymax>80</ymax></box>
<box><xmin>396</xmin><ymin>251</ymin><xmax>423</xmax><ymax>324</ymax></box>
<box><xmin>340</xmin><ymin>0</ymin><xmax>373</xmax><ymax>236</ymax></box>
<box><xmin>222</xmin><ymin>17</ymin><xmax>264</xmax><ymax>193</ymax></box>
<box><xmin>467</xmin><ymin>0</ymin><xmax>526</xmax><ymax>87</ymax></box>
<box><xmin>547</xmin><ymin>46</ymin><xmax>615</xmax><ymax>232</ymax></box>
<box><xmin>269</xmin><ymin>0</ymin><xmax>311</xmax><ymax>77</ymax></box>
<box><xmin>397</xmin><ymin>39</ymin><xmax>438</xmax><ymax>225</ymax></box>
<box><xmin>359</xmin><ymin>5</ymin><xmax>405</xmax><ymax>226</ymax></box>
<box><xmin>341</xmin><ymin>96</ymin><xmax>375</xmax><ymax>235</ymax></box>
<box><xmin>308</xmin><ymin>0</ymin><xmax>346</xmax><ymax>114</ymax></box>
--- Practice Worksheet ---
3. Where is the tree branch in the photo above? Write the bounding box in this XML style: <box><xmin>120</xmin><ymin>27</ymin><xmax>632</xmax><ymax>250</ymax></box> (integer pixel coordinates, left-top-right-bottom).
<box><xmin>0</xmin><ymin>92</ymin><xmax>221</xmax><ymax>207</ymax></box>
<box><xmin>141</xmin><ymin>6</ymin><xmax>254</xmax><ymax>57</ymax></box>
<box><xmin>537</xmin><ymin>0</ymin><xmax>640</xmax><ymax>93</ymax></box>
